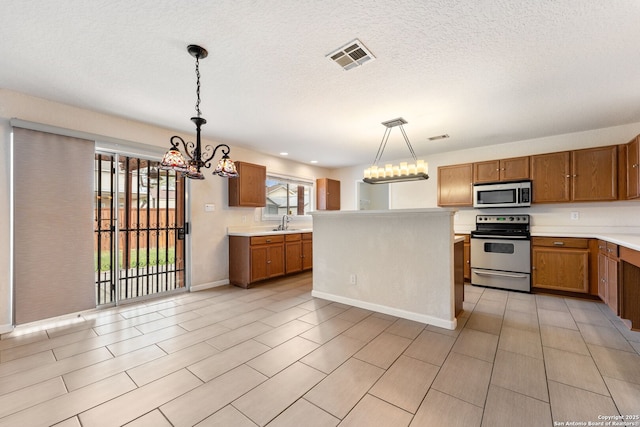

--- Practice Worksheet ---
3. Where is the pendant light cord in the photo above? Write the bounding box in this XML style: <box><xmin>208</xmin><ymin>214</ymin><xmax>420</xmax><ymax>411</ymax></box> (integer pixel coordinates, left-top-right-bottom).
<box><xmin>195</xmin><ymin>55</ymin><xmax>202</xmax><ymax>118</ymax></box>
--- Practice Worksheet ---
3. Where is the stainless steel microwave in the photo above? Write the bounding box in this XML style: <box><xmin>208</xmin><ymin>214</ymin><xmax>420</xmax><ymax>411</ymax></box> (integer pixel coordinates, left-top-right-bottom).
<box><xmin>473</xmin><ymin>180</ymin><xmax>532</xmax><ymax>208</ymax></box>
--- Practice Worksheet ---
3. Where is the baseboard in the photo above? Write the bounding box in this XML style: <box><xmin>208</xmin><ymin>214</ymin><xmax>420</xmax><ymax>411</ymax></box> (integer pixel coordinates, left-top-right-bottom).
<box><xmin>311</xmin><ymin>290</ymin><xmax>457</xmax><ymax>331</ymax></box>
<box><xmin>0</xmin><ymin>323</ymin><xmax>14</xmax><ymax>335</ymax></box>
<box><xmin>191</xmin><ymin>279</ymin><xmax>230</xmax><ymax>292</ymax></box>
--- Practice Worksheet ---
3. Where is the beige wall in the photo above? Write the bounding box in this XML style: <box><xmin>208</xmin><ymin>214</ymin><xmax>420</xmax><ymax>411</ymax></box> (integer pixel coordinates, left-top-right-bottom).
<box><xmin>0</xmin><ymin>89</ymin><xmax>333</xmax><ymax>332</ymax></box>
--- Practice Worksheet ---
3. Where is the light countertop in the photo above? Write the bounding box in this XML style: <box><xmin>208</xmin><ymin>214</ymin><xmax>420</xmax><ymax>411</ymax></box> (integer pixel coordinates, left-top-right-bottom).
<box><xmin>531</xmin><ymin>232</ymin><xmax>640</xmax><ymax>252</ymax></box>
<box><xmin>228</xmin><ymin>228</ymin><xmax>313</xmax><ymax>237</ymax></box>
<box><xmin>454</xmin><ymin>229</ymin><xmax>640</xmax><ymax>252</ymax></box>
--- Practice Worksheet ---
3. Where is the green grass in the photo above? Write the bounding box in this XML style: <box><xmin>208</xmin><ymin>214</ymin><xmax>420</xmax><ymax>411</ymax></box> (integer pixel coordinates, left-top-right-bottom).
<box><xmin>95</xmin><ymin>247</ymin><xmax>176</xmax><ymax>271</ymax></box>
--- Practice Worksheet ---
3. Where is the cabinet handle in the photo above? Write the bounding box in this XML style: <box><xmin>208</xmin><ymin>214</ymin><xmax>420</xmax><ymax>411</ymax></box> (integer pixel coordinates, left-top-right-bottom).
<box><xmin>565</xmin><ymin>175</ymin><xmax>571</xmax><ymax>178</ymax></box>
<box><xmin>267</xmin><ymin>260</ymin><xmax>271</xmax><ymax>264</ymax></box>
<box><xmin>553</xmin><ymin>241</ymin><xmax>565</xmax><ymax>246</ymax></box>
<box><xmin>633</xmin><ymin>164</ymin><xmax>638</xmax><ymax>168</ymax></box>
<box><xmin>266</xmin><ymin>239</ymin><xmax>272</xmax><ymax>243</ymax></box>
<box><xmin>573</xmin><ymin>175</ymin><xmax>577</xmax><ymax>178</ymax></box>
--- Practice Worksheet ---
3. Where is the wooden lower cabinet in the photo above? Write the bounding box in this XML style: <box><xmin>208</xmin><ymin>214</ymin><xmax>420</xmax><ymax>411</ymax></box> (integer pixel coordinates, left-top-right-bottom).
<box><xmin>230</xmin><ymin>233</ymin><xmax>312</xmax><ymax>288</ymax></box>
<box><xmin>532</xmin><ymin>237</ymin><xmax>590</xmax><ymax>293</ymax></box>
<box><xmin>302</xmin><ymin>233</ymin><xmax>313</xmax><ymax>271</ymax></box>
<box><xmin>620</xmin><ymin>246</ymin><xmax>640</xmax><ymax>331</ymax></box>
<box><xmin>461</xmin><ymin>234</ymin><xmax>471</xmax><ymax>281</ymax></box>
<box><xmin>597</xmin><ymin>240</ymin><xmax>619</xmax><ymax>314</ymax></box>
<box><xmin>285</xmin><ymin>234</ymin><xmax>303</xmax><ymax>274</ymax></box>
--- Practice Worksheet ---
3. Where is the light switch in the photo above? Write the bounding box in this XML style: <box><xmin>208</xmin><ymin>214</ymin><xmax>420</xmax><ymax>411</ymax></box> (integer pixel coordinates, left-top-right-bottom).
<box><xmin>205</xmin><ymin>203</ymin><xmax>215</xmax><ymax>212</ymax></box>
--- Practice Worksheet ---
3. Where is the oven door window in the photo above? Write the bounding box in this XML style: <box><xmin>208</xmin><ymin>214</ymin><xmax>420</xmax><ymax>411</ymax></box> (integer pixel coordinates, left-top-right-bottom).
<box><xmin>477</xmin><ymin>188</ymin><xmax>517</xmax><ymax>205</ymax></box>
<box><xmin>484</xmin><ymin>242</ymin><xmax>514</xmax><ymax>254</ymax></box>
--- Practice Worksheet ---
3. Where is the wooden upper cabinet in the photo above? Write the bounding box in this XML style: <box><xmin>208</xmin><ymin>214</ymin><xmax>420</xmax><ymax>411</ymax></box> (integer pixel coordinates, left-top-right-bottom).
<box><xmin>473</xmin><ymin>160</ymin><xmax>500</xmax><ymax>183</ymax></box>
<box><xmin>571</xmin><ymin>146</ymin><xmax>617</xmax><ymax>201</ymax></box>
<box><xmin>473</xmin><ymin>156</ymin><xmax>530</xmax><ymax>183</ymax></box>
<box><xmin>627</xmin><ymin>136</ymin><xmax>640</xmax><ymax>199</ymax></box>
<box><xmin>531</xmin><ymin>147</ymin><xmax>617</xmax><ymax>203</ymax></box>
<box><xmin>501</xmin><ymin>156</ymin><xmax>530</xmax><ymax>181</ymax></box>
<box><xmin>530</xmin><ymin>151</ymin><xmax>571</xmax><ymax>203</ymax></box>
<box><xmin>228</xmin><ymin>162</ymin><xmax>266</xmax><ymax>207</ymax></box>
<box><xmin>438</xmin><ymin>163</ymin><xmax>473</xmax><ymax>206</ymax></box>
<box><xmin>316</xmin><ymin>178</ymin><xmax>340</xmax><ymax>210</ymax></box>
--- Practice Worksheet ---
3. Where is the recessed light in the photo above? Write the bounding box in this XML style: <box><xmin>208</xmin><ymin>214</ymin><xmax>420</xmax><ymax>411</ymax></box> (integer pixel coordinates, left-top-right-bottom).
<box><xmin>280</xmin><ymin>152</ymin><xmax>288</xmax><ymax>156</ymax></box>
<box><xmin>310</xmin><ymin>160</ymin><xmax>318</xmax><ymax>164</ymax></box>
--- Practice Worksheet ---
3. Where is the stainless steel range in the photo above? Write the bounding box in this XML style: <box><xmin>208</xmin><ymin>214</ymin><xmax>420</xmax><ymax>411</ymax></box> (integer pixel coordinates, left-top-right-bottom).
<box><xmin>470</xmin><ymin>214</ymin><xmax>531</xmax><ymax>292</ymax></box>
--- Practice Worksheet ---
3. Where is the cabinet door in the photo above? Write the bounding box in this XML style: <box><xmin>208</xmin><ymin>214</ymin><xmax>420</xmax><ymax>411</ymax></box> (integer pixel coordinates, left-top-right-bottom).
<box><xmin>532</xmin><ymin>246</ymin><xmax>589</xmax><ymax>293</ymax></box>
<box><xmin>285</xmin><ymin>241</ymin><xmax>302</xmax><ymax>274</ymax></box>
<box><xmin>228</xmin><ymin>162</ymin><xmax>266</xmax><ymax>207</ymax></box>
<box><xmin>268</xmin><ymin>244</ymin><xmax>285</xmax><ymax>278</ymax></box>
<box><xmin>571</xmin><ymin>146</ymin><xmax>617</xmax><ymax>201</ymax></box>
<box><xmin>463</xmin><ymin>241</ymin><xmax>470</xmax><ymax>282</ymax></box>
<box><xmin>598</xmin><ymin>251</ymin><xmax>608</xmax><ymax>302</ymax></box>
<box><xmin>627</xmin><ymin>137</ymin><xmax>640</xmax><ymax>199</ymax></box>
<box><xmin>607</xmin><ymin>257</ymin><xmax>619</xmax><ymax>314</ymax></box>
<box><xmin>473</xmin><ymin>160</ymin><xmax>500</xmax><ymax>183</ymax></box>
<box><xmin>437</xmin><ymin>163</ymin><xmax>473</xmax><ymax>206</ymax></box>
<box><xmin>530</xmin><ymin>152</ymin><xmax>571</xmax><ymax>203</ymax></box>
<box><xmin>250</xmin><ymin>246</ymin><xmax>269</xmax><ymax>282</ymax></box>
<box><xmin>317</xmin><ymin>178</ymin><xmax>341</xmax><ymax>210</ymax></box>
<box><xmin>302</xmin><ymin>239</ymin><xmax>313</xmax><ymax>270</ymax></box>
<box><xmin>500</xmin><ymin>156</ymin><xmax>530</xmax><ymax>181</ymax></box>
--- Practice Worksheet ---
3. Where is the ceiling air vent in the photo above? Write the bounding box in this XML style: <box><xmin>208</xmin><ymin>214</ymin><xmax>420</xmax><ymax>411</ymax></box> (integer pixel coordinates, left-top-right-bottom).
<box><xmin>428</xmin><ymin>134</ymin><xmax>450</xmax><ymax>141</ymax></box>
<box><xmin>327</xmin><ymin>39</ymin><xmax>375</xmax><ymax>71</ymax></box>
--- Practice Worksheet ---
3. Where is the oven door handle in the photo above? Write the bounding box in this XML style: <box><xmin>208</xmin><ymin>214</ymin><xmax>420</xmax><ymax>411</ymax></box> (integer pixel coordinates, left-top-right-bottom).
<box><xmin>471</xmin><ymin>233</ymin><xmax>530</xmax><ymax>240</ymax></box>
<box><xmin>474</xmin><ymin>270</ymin><xmax>529</xmax><ymax>279</ymax></box>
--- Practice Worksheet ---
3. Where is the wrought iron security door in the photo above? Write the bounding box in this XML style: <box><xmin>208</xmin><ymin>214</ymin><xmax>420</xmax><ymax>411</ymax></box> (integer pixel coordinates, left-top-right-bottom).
<box><xmin>94</xmin><ymin>153</ymin><xmax>186</xmax><ymax>305</ymax></box>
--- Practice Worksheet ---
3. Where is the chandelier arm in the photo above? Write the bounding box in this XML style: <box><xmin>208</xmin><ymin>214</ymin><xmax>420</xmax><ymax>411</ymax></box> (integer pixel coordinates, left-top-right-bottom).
<box><xmin>399</xmin><ymin>125</ymin><xmax>418</xmax><ymax>161</ymax></box>
<box><xmin>201</xmin><ymin>143</ymin><xmax>232</xmax><ymax>167</ymax></box>
<box><xmin>372</xmin><ymin>127</ymin><xmax>391</xmax><ymax>166</ymax></box>
<box><xmin>168</xmin><ymin>135</ymin><xmax>196</xmax><ymax>161</ymax></box>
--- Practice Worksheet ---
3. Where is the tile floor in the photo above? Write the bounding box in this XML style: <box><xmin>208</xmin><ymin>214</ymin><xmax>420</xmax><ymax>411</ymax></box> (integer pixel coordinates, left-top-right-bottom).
<box><xmin>1</xmin><ymin>272</ymin><xmax>639</xmax><ymax>426</ymax></box>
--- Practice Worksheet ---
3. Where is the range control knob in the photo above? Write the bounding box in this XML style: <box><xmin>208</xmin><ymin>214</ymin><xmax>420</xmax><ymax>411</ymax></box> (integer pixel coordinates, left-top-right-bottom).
<box><xmin>509</xmin><ymin>217</ymin><xmax>514</xmax><ymax>221</ymax></box>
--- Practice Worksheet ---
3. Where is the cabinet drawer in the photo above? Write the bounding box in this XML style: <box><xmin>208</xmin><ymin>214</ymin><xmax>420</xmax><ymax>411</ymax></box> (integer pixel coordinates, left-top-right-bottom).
<box><xmin>606</xmin><ymin>242</ymin><xmax>619</xmax><ymax>258</ymax></box>
<box><xmin>532</xmin><ymin>237</ymin><xmax>589</xmax><ymax>249</ymax></box>
<box><xmin>302</xmin><ymin>232</ymin><xmax>312</xmax><ymax>240</ymax></box>
<box><xmin>597</xmin><ymin>239</ymin><xmax>619</xmax><ymax>257</ymax></box>
<box><xmin>285</xmin><ymin>233</ymin><xmax>301</xmax><ymax>242</ymax></box>
<box><xmin>251</xmin><ymin>235</ymin><xmax>284</xmax><ymax>245</ymax></box>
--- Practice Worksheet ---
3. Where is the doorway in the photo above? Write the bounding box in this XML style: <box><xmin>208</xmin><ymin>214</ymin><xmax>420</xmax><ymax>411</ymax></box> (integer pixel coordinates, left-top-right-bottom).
<box><xmin>94</xmin><ymin>153</ymin><xmax>186</xmax><ymax>305</ymax></box>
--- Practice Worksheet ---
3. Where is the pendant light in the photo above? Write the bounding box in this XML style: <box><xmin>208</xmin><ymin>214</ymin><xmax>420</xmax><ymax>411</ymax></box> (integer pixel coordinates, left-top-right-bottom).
<box><xmin>363</xmin><ymin>118</ymin><xmax>429</xmax><ymax>184</ymax></box>
<box><xmin>160</xmin><ymin>44</ymin><xmax>238</xmax><ymax>180</ymax></box>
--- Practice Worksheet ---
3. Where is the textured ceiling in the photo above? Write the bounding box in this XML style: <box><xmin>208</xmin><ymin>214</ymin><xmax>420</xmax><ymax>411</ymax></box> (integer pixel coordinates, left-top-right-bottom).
<box><xmin>2</xmin><ymin>0</ymin><xmax>640</xmax><ymax>168</ymax></box>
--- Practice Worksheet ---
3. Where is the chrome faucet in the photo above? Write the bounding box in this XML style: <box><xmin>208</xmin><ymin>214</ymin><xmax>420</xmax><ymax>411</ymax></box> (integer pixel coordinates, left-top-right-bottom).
<box><xmin>280</xmin><ymin>214</ymin><xmax>290</xmax><ymax>230</ymax></box>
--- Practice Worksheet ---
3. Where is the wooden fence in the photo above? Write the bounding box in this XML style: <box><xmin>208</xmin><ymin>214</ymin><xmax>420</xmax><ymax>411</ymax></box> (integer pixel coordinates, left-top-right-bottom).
<box><xmin>94</xmin><ymin>208</ymin><xmax>178</xmax><ymax>252</ymax></box>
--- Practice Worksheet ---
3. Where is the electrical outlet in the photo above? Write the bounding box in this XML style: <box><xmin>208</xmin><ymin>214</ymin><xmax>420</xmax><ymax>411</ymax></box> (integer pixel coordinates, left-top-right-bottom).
<box><xmin>204</xmin><ymin>203</ymin><xmax>215</xmax><ymax>212</ymax></box>
<box><xmin>241</xmin><ymin>215</ymin><xmax>247</xmax><ymax>223</ymax></box>
<box><xmin>570</xmin><ymin>211</ymin><xmax>579</xmax><ymax>220</ymax></box>
<box><xmin>350</xmin><ymin>274</ymin><xmax>357</xmax><ymax>285</ymax></box>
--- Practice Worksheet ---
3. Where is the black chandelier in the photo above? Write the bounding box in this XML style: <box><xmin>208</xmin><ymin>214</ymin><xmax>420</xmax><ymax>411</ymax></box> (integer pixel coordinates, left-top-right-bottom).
<box><xmin>160</xmin><ymin>44</ymin><xmax>238</xmax><ymax>180</ymax></box>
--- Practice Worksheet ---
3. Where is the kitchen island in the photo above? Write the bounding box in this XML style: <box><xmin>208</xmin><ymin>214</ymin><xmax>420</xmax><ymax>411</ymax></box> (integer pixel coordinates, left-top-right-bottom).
<box><xmin>310</xmin><ymin>208</ymin><xmax>461</xmax><ymax>330</ymax></box>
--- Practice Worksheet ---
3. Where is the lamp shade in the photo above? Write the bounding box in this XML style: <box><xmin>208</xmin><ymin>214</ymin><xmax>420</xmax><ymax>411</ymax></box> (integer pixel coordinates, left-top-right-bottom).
<box><xmin>159</xmin><ymin>148</ymin><xmax>189</xmax><ymax>173</ymax></box>
<box><xmin>215</xmin><ymin>156</ymin><xmax>239</xmax><ymax>177</ymax></box>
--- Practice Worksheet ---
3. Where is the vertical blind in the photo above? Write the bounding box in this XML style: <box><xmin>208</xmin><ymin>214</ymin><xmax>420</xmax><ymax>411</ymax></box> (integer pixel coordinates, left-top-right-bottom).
<box><xmin>13</xmin><ymin>128</ymin><xmax>95</xmax><ymax>324</ymax></box>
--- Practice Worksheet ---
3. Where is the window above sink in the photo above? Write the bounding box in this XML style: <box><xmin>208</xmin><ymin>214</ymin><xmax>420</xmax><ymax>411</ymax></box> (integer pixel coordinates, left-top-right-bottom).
<box><xmin>263</xmin><ymin>173</ymin><xmax>314</xmax><ymax>220</ymax></box>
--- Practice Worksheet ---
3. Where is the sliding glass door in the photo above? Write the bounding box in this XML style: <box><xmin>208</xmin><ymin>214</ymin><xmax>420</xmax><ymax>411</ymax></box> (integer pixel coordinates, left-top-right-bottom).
<box><xmin>94</xmin><ymin>153</ymin><xmax>186</xmax><ymax>305</ymax></box>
